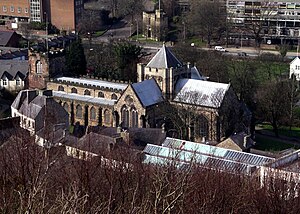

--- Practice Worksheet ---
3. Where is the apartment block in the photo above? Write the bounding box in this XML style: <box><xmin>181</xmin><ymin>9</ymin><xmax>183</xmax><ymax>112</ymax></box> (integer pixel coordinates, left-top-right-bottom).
<box><xmin>0</xmin><ymin>0</ymin><xmax>83</xmax><ymax>32</ymax></box>
<box><xmin>227</xmin><ymin>0</ymin><xmax>300</xmax><ymax>44</ymax></box>
<box><xmin>50</xmin><ymin>0</ymin><xmax>83</xmax><ymax>31</ymax></box>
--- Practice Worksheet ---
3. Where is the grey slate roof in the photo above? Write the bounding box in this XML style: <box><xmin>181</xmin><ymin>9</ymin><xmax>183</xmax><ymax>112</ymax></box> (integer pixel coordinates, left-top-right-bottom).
<box><xmin>174</xmin><ymin>79</ymin><xmax>230</xmax><ymax>108</ymax></box>
<box><xmin>132</xmin><ymin>79</ymin><xmax>164</xmax><ymax>107</ymax></box>
<box><xmin>0</xmin><ymin>31</ymin><xmax>15</xmax><ymax>46</ymax></box>
<box><xmin>146</xmin><ymin>44</ymin><xmax>183</xmax><ymax>69</ymax></box>
<box><xmin>0</xmin><ymin>60</ymin><xmax>28</xmax><ymax>80</ymax></box>
<box><xmin>12</xmin><ymin>90</ymin><xmax>67</xmax><ymax>121</ymax></box>
<box><xmin>190</xmin><ymin>66</ymin><xmax>207</xmax><ymax>80</ymax></box>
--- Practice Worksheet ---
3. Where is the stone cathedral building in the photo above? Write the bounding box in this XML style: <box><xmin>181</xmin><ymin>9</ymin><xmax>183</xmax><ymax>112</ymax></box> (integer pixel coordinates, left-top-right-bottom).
<box><xmin>27</xmin><ymin>44</ymin><xmax>249</xmax><ymax>142</ymax></box>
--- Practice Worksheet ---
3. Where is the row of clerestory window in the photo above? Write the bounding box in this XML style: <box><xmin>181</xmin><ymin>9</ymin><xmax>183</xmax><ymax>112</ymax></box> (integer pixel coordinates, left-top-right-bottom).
<box><xmin>58</xmin><ymin>85</ymin><xmax>118</xmax><ymax>100</ymax></box>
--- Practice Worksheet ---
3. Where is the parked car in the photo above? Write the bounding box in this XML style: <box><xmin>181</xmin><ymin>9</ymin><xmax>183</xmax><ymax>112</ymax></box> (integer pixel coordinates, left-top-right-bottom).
<box><xmin>214</xmin><ymin>46</ymin><xmax>228</xmax><ymax>52</ymax></box>
<box><xmin>238</xmin><ymin>52</ymin><xmax>247</xmax><ymax>57</ymax></box>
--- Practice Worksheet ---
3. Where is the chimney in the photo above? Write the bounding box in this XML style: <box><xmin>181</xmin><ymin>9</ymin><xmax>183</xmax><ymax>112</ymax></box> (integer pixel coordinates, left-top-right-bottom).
<box><xmin>243</xmin><ymin>134</ymin><xmax>251</xmax><ymax>149</ymax></box>
<box><xmin>26</xmin><ymin>90</ymin><xmax>38</xmax><ymax>104</ymax></box>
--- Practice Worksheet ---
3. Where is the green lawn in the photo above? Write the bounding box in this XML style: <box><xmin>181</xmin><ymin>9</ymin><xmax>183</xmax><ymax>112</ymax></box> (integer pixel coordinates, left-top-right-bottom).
<box><xmin>258</xmin><ymin>123</ymin><xmax>300</xmax><ymax>138</ymax></box>
<box><xmin>93</xmin><ymin>31</ymin><xmax>106</xmax><ymax>37</ymax></box>
<box><xmin>254</xmin><ymin>135</ymin><xmax>300</xmax><ymax>152</ymax></box>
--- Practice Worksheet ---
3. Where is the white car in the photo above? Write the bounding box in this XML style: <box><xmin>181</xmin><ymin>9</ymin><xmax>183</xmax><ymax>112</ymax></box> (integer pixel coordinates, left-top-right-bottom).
<box><xmin>214</xmin><ymin>46</ymin><xmax>228</xmax><ymax>52</ymax></box>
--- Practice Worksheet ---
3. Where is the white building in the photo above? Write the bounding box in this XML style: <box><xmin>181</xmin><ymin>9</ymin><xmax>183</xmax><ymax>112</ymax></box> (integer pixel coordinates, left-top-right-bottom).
<box><xmin>11</xmin><ymin>90</ymin><xmax>69</xmax><ymax>147</ymax></box>
<box><xmin>290</xmin><ymin>56</ymin><xmax>300</xmax><ymax>81</ymax></box>
<box><xmin>0</xmin><ymin>60</ymin><xmax>27</xmax><ymax>92</ymax></box>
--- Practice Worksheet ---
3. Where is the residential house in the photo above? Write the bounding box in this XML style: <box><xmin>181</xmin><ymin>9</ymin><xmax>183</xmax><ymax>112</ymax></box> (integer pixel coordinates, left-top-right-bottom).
<box><xmin>290</xmin><ymin>56</ymin><xmax>300</xmax><ymax>81</ymax></box>
<box><xmin>0</xmin><ymin>60</ymin><xmax>27</xmax><ymax>92</ymax></box>
<box><xmin>0</xmin><ymin>30</ymin><xmax>21</xmax><ymax>47</ymax></box>
<box><xmin>11</xmin><ymin>89</ymin><xmax>69</xmax><ymax>146</ymax></box>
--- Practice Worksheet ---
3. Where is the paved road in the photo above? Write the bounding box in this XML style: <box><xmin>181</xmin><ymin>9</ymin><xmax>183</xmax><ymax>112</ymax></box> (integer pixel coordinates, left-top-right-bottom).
<box><xmin>92</xmin><ymin>18</ymin><xmax>134</xmax><ymax>43</ymax></box>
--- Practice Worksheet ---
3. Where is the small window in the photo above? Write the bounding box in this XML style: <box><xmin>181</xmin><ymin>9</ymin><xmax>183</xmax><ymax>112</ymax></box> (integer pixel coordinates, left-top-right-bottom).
<box><xmin>3</xmin><ymin>79</ymin><xmax>7</xmax><ymax>86</ymax></box>
<box><xmin>111</xmin><ymin>93</ymin><xmax>118</xmax><ymax>100</ymax></box>
<box><xmin>36</xmin><ymin>61</ymin><xmax>42</xmax><ymax>74</ymax></box>
<box><xmin>10</xmin><ymin>6</ymin><xmax>14</xmax><ymax>12</ymax></box>
<box><xmin>84</xmin><ymin>89</ymin><xmax>91</xmax><ymax>96</ymax></box>
<box><xmin>58</xmin><ymin>85</ymin><xmax>64</xmax><ymax>91</ymax></box>
<box><xmin>24</xmin><ymin>8</ymin><xmax>28</xmax><ymax>13</ymax></box>
<box><xmin>3</xmin><ymin>6</ymin><xmax>7</xmax><ymax>12</ymax></box>
<box><xmin>98</xmin><ymin>91</ymin><xmax>104</xmax><ymax>98</ymax></box>
<box><xmin>71</xmin><ymin>87</ymin><xmax>77</xmax><ymax>94</ymax></box>
<box><xmin>16</xmin><ymin>79</ymin><xmax>20</xmax><ymax>85</ymax></box>
<box><xmin>18</xmin><ymin>7</ymin><xmax>21</xmax><ymax>13</ymax></box>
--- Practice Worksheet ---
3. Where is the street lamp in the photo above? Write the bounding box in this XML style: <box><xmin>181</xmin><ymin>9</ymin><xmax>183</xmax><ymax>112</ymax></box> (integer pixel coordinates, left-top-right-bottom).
<box><xmin>44</xmin><ymin>12</ymin><xmax>48</xmax><ymax>51</ymax></box>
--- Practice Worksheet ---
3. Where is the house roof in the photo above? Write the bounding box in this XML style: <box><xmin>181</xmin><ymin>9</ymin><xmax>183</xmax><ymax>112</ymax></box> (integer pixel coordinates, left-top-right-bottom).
<box><xmin>143</xmin><ymin>137</ymin><xmax>275</xmax><ymax>175</ymax></box>
<box><xmin>55</xmin><ymin>77</ymin><xmax>128</xmax><ymax>91</ymax></box>
<box><xmin>190</xmin><ymin>66</ymin><xmax>207</xmax><ymax>80</ymax></box>
<box><xmin>131</xmin><ymin>79</ymin><xmax>164</xmax><ymax>107</ymax></box>
<box><xmin>216</xmin><ymin>132</ymin><xmax>254</xmax><ymax>151</ymax></box>
<box><xmin>146</xmin><ymin>44</ymin><xmax>183</xmax><ymax>69</ymax></box>
<box><xmin>0</xmin><ymin>30</ymin><xmax>15</xmax><ymax>46</ymax></box>
<box><xmin>174</xmin><ymin>79</ymin><xmax>230</xmax><ymax>108</ymax></box>
<box><xmin>12</xmin><ymin>90</ymin><xmax>67</xmax><ymax>120</ymax></box>
<box><xmin>290</xmin><ymin>56</ymin><xmax>300</xmax><ymax>65</ymax></box>
<box><xmin>0</xmin><ymin>60</ymin><xmax>28</xmax><ymax>80</ymax></box>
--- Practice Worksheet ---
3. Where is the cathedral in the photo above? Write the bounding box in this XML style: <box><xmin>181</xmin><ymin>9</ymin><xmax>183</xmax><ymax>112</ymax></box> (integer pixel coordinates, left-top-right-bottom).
<box><xmin>28</xmin><ymin>44</ymin><xmax>250</xmax><ymax>142</ymax></box>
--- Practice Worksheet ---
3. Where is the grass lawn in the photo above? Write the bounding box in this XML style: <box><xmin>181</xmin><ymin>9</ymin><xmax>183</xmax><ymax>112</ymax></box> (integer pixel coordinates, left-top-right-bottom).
<box><xmin>258</xmin><ymin>123</ymin><xmax>300</xmax><ymax>138</ymax></box>
<box><xmin>93</xmin><ymin>31</ymin><xmax>106</xmax><ymax>37</ymax></box>
<box><xmin>254</xmin><ymin>135</ymin><xmax>300</xmax><ymax>152</ymax></box>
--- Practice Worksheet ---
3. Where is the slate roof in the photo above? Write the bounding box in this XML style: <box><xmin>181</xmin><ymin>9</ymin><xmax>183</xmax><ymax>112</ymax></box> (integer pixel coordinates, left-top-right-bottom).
<box><xmin>290</xmin><ymin>56</ymin><xmax>300</xmax><ymax>65</ymax></box>
<box><xmin>143</xmin><ymin>137</ymin><xmax>275</xmax><ymax>175</ymax></box>
<box><xmin>55</xmin><ymin>77</ymin><xmax>128</xmax><ymax>91</ymax></box>
<box><xmin>132</xmin><ymin>79</ymin><xmax>164</xmax><ymax>107</ymax></box>
<box><xmin>146</xmin><ymin>44</ymin><xmax>183</xmax><ymax>69</ymax></box>
<box><xmin>190</xmin><ymin>66</ymin><xmax>207</xmax><ymax>80</ymax></box>
<box><xmin>0</xmin><ymin>60</ymin><xmax>28</xmax><ymax>80</ymax></box>
<box><xmin>0</xmin><ymin>31</ymin><xmax>15</xmax><ymax>46</ymax></box>
<box><xmin>12</xmin><ymin>90</ymin><xmax>67</xmax><ymax>120</ymax></box>
<box><xmin>174</xmin><ymin>79</ymin><xmax>230</xmax><ymax>108</ymax></box>
<box><xmin>53</xmin><ymin>91</ymin><xmax>116</xmax><ymax>106</ymax></box>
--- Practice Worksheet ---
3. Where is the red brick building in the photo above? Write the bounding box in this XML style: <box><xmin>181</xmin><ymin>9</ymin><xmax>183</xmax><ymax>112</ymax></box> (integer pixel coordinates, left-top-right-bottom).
<box><xmin>49</xmin><ymin>0</ymin><xmax>83</xmax><ymax>32</ymax></box>
<box><xmin>0</xmin><ymin>0</ymin><xmax>31</xmax><ymax>22</ymax></box>
<box><xmin>0</xmin><ymin>0</ymin><xmax>83</xmax><ymax>32</ymax></box>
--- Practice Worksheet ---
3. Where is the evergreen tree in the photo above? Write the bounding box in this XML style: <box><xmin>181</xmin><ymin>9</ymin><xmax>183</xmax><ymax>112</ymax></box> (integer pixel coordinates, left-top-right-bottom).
<box><xmin>66</xmin><ymin>39</ymin><xmax>87</xmax><ymax>76</ymax></box>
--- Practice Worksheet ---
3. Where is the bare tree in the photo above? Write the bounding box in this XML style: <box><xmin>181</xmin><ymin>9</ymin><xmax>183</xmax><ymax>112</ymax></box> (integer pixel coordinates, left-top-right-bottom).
<box><xmin>187</xmin><ymin>0</ymin><xmax>226</xmax><ymax>46</ymax></box>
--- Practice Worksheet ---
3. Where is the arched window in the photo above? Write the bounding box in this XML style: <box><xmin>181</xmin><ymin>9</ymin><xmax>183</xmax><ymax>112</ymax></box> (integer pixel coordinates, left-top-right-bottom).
<box><xmin>98</xmin><ymin>91</ymin><xmax>104</xmax><ymax>98</ymax></box>
<box><xmin>198</xmin><ymin>114</ymin><xmax>209</xmax><ymax>139</ymax></box>
<box><xmin>36</xmin><ymin>60</ymin><xmax>42</xmax><ymax>73</ymax></box>
<box><xmin>104</xmin><ymin>109</ymin><xmax>111</xmax><ymax>124</ymax></box>
<box><xmin>131</xmin><ymin>109</ymin><xmax>138</xmax><ymax>128</ymax></box>
<box><xmin>111</xmin><ymin>93</ymin><xmax>118</xmax><ymax>100</ymax></box>
<box><xmin>63</xmin><ymin>102</ymin><xmax>69</xmax><ymax>112</ymax></box>
<box><xmin>76</xmin><ymin>104</ymin><xmax>82</xmax><ymax>118</ymax></box>
<box><xmin>58</xmin><ymin>85</ymin><xmax>64</xmax><ymax>91</ymax></box>
<box><xmin>90</xmin><ymin>107</ymin><xmax>96</xmax><ymax>120</ymax></box>
<box><xmin>121</xmin><ymin>106</ymin><xmax>129</xmax><ymax>127</ymax></box>
<box><xmin>71</xmin><ymin>87</ymin><xmax>77</xmax><ymax>94</ymax></box>
<box><xmin>84</xmin><ymin>89</ymin><xmax>91</xmax><ymax>96</ymax></box>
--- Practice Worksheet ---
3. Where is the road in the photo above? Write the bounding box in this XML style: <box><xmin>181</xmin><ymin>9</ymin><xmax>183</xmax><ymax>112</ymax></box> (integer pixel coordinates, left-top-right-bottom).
<box><xmin>86</xmin><ymin>17</ymin><xmax>299</xmax><ymax>60</ymax></box>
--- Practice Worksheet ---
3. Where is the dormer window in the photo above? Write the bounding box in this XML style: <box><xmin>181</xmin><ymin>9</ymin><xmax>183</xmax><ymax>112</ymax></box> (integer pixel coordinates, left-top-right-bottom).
<box><xmin>16</xmin><ymin>79</ymin><xmax>20</xmax><ymax>85</ymax></box>
<box><xmin>36</xmin><ymin>60</ymin><xmax>43</xmax><ymax>74</ymax></box>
